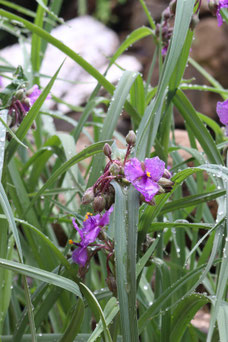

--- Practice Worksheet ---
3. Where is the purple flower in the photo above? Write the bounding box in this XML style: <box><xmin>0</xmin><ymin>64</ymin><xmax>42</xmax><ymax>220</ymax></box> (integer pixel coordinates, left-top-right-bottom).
<box><xmin>217</xmin><ymin>0</ymin><xmax>228</xmax><ymax>26</ymax></box>
<box><xmin>0</xmin><ymin>76</ymin><xmax>3</xmax><ymax>88</ymax></box>
<box><xmin>124</xmin><ymin>157</ymin><xmax>165</xmax><ymax>202</ymax></box>
<box><xmin>216</xmin><ymin>99</ymin><xmax>228</xmax><ymax>135</ymax></box>
<box><xmin>209</xmin><ymin>0</ymin><xmax>228</xmax><ymax>26</ymax></box>
<box><xmin>70</xmin><ymin>206</ymin><xmax>113</xmax><ymax>267</ymax></box>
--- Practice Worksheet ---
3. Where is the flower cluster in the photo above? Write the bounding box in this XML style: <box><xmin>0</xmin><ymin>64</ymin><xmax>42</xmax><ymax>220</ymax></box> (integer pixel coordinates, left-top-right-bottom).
<box><xmin>8</xmin><ymin>85</ymin><xmax>42</xmax><ymax>128</ymax></box>
<box><xmin>70</xmin><ymin>130</ymin><xmax>173</xmax><ymax>270</ymax></box>
<box><xmin>208</xmin><ymin>0</ymin><xmax>228</xmax><ymax>26</ymax></box>
<box><xmin>70</xmin><ymin>206</ymin><xmax>113</xmax><ymax>267</ymax></box>
<box><xmin>216</xmin><ymin>99</ymin><xmax>228</xmax><ymax>135</ymax></box>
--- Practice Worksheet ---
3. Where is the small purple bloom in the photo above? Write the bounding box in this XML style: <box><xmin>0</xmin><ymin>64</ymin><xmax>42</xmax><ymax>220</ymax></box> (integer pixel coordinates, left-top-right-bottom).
<box><xmin>216</xmin><ymin>99</ymin><xmax>228</xmax><ymax>135</ymax></box>
<box><xmin>0</xmin><ymin>76</ymin><xmax>3</xmax><ymax>88</ymax></box>
<box><xmin>217</xmin><ymin>0</ymin><xmax>228</xmax><ymax>26</ymax></box>
<box><xmin>124</xmin><ymin>157</ymin><xmax>165</xmax><ymax>202</ymax></box>
<box><xmin>209</xmin><ymin>0</ymin><xmax>228</xmax><ymax>26</ymax></box>
<box><xmin>71</xmin><ymin>206</ymin><xmax>113</xmax><ymax>267</ymax></box>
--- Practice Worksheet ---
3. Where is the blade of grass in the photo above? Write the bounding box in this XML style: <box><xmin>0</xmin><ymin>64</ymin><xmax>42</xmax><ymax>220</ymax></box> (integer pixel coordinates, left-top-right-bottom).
<box><xmin>0</xmin><ymin>258</ymin><xmax>81</xmax><ymax>298</ymax></box>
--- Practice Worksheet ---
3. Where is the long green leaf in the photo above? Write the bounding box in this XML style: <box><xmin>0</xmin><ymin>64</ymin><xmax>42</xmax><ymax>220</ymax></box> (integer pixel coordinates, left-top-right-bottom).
<box><xmin>112</xmin><ymin>181</ymin><xmax>139</xmax><ymax>342</ymax></box>
<box><xmin>79</xmin><ymin>283</ymin><xmax>112</xmax><ymax>342</ymax></box>
<box><xmin>59</xmin><ymin>298</ymin><xmax>84</xmax><ymax>342</ymax></box>
<box><xmin>0</xmin><ymin>258</ymin><xmax>81</xmax><ymax>298</ymax></box>
<box><xmin>170</xmin><ymin>294</ymin><xmax>209</xmax><ymax>342</ymax></box>
<box><xmin>0</xmin><ymin>183</ymin><xmax>23</xmax><ymax>261</ymax></box>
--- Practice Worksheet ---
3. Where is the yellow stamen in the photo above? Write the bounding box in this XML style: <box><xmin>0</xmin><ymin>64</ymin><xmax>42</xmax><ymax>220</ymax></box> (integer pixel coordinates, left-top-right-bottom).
<box><xmin>84</xmin><ymin>212</ymin><xmax>93</xmax><ymax>221</ymax></box>
<box><xmin>146</xmin><ymin>171</ymin><xmax>151</xmax><ymax>178</ymax></box>
<box><xmin>69</xmin><ymin>239</ymin><xmax>73</xmax><ymax>245</ymax></box>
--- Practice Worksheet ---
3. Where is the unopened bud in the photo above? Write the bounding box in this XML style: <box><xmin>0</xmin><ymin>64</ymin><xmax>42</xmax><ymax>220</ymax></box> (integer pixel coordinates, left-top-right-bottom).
<box><xmin>22</xmin><ymin>98</ymin><xmax>31</xmax><ymax>108</ymax></box>
<box><xmin>162</xmin><ymin>7</ymin><xmax>171</xmax><ymax>20</ymax></box>
<box><xmin>157</xmin><ymin>185</ymin><xmax>166</xmax><ymax>195</ymax></box>
<box><xmin>121</xmin><ymin>178</ymin><xmax>131</xmax><ymax>185</ymax></box>
<box><xmin>190</xmin><ymin>14</ymin><xmax>199</xmax><ymax>30</ymax></box>
<box><xmin>82</xmin><ymin>187</ymin><xmax>94</xmax><ymax>205</ymax></box>
<box><xmin>158</xmin><ymin>177</ymin><xmax>174</xmax><ymax>188</ymax></box>
<box><xmin>109</xmin><ymin>162</ymin><xmax>120</xmax><ymax>176</ymax></box>
<box><xmin>93</xmin><ymin>195</ymin><xmax>106</xmax><ymax>212</ymax></box>
<box><xmin>208</xmin><ymin>0</ymin><xmax>219</xmax><ymax>16</ymax></box>
<box><xmin>126</xmin><ymin>130</ymin><xmax>136</xmax><ymax>146</ymax></box>
<box><xmin>104</xmin><ymin>192</ymin><xmax>115</xmax><ymax>210</ymax></box>
<box><xmin>169</xmin><ymin>0</ymin><xmax>177</xmax><ymax>15</ymax></box>
<box><xmin>15</xmin><ymin>89</ymin><xmax>25</xmax><ymax>100</ymax></box>
<box><xmin>106</xmin><ymin>275</ymin><xmax>117</xmax><ymax>296</ymax></box>
<box><xmin>155</xmin><ymin>23</ymin><xmax>161</xmax><ymax>37</ymax></box>
<box><xmin>103</xmin><ymin>143</ymin><xmax>112</xmax><ymax>158</ymax></box>
<box><xmin>163</xmin><ymin>168</ymin><xmax>172</xmax><ymax>179</ymax></box>
<box><xmin>140</xmin><ymin>194</ymin><xmax>156</xmax><ymax>206</ymax></box>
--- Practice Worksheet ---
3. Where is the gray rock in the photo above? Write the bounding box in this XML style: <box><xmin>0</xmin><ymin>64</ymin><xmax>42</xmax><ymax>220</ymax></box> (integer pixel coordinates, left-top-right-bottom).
<box><xmin>0</xmin><ymin>16</ymin><xmax>141</xmax><ymax>112</ymax></box>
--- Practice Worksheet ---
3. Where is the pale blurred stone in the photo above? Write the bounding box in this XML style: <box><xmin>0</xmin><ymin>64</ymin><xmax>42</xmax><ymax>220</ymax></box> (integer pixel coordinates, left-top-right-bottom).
<box><xmin>191</xmin><ymin>310</ymin><xmax>210</xmax><ymax>333</ymax></box>
<box><xmin>0</xmin><ymin>16</ymin><xmax>141</xmax><ymax>113</ymax></box>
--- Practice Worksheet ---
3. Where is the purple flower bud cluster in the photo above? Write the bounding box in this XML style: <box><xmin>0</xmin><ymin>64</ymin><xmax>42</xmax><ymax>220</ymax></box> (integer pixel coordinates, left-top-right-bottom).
<box><xmin>156</xmin><ymin>0</ymin><xmax>201</xmax><ymax>56</ymax></box>
<box><xmin>156</xmin><ymin>5</ymin><xmax>174</xmax><ymax>57</ymax></box>
<box><xmin>7</xmin><ymin>85</ymin><xmax>44</xmax><ymax>128</ymax></box>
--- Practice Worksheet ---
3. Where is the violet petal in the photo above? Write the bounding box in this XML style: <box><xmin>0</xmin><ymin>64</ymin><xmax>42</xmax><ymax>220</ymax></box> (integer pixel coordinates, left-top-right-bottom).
<box><xmin>98</xmin><ymin>205</ymin><xmax>113</xmax><ymax>227</ymax></box>
<box><xmin>72</xmin><ymin>247</ymin><xmax>88</xmax><ymax>266</ymax></box>
<box><xmin>144</xmin><ymin>157</ymin><xmax>165</xmax><ymax>182</ymax></box>
<box><xmin>124</xmin><ymin>158</ymin><xmax>144</xmax><ymax>183</ymax></box>
<box><xmin>83</xmin><ymin>226</ymin><xmax>101</xmax><ymax>245</ymax></box>
<box><xmin>216</xmin><ymin>99</ymin><xmax>228</xmax><ymax>125</ymax></box>
<box><xmin>133</xmin><ymin>176</ymin><xmax>160</xmax><ymax>202</ymax></box>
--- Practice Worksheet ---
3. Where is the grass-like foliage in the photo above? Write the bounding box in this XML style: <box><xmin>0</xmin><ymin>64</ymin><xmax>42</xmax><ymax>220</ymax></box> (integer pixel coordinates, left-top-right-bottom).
<box><xmin>0</xmin><ymin>0</ymin><xmax>228</xmax><ymax>341</ymax></box>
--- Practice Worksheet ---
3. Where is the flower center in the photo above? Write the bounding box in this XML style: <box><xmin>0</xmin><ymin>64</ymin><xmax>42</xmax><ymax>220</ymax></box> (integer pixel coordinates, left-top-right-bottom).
<box><xmin>69</xmin><ymin>239</ymin><xmax>73</xmax><ymax>245</ymax></box>
<box><xmin>84</xmin><ymin>212</ymin><xmax>93</xmax><ymax>221</ymax></box>
<box><xmin>146</xmin><ymin>171</ymin><xmax>151</xmax><ymax>178</ymax></box>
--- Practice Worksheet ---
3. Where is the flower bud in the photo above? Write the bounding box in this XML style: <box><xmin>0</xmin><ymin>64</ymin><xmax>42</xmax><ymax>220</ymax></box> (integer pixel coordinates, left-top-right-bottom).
<box><xmin>109</xmin><ymin>162</ymin><xmax>120</xmax><ymax>176</ymax></box>
<box><xmin>162</xmin><ymin>7</ymin><xmax>171</xmax><ymax>20</ymax></box>
<box><xmin>106</xmin><ymin>275</ymin><xmax>117</xmax><ymax>296</ymax></box>
<box><xmin>163</xmin><ymin>168</ymin><xmax>172</xmax><ymax>179</ymax></box>
<box><xmin>15</xmin><ymin>89</ymin><xmax>25</xmax><ymax>100</ymax></box>
<box><xmin>158</xmin><ymin>177</ymin><xmax>174</xmax><ymax>188</ymax></box>
<box><xmin>103</xmin><ymin>143</ymin><xmax>112</xmax><ymax>158</ymax></box>
<box><xmin>93</xmin><ymin>195</ymin><xmax>106</xmax><ymax>212</ymax></box>
<box><xmin>126</xmin><ymin>130</ymin><xmax>136</xmax><ymax>146</ymax></box>
<box><xmin>208</xmin><ymin>0</ymin><xmax>219</xmax><ymax>16</ymax></box>
<box><xmin>22</xmin><ymin>98</ymin><xmax>31</xmax><ymax>108</ymax></box>
<box><xmin>121</xmin><ymin>178</ymin><xmax>131</xmax><ymax>185</ymax></box>
<box><xmin>169</xmin><ymin>0</ymin><xmax>177</xmax><ymax>15</ymax></box>
<box><xmin>104</xmin><ymin>192</ymin><xmax>115</xmax><ymax>210</ymax></box>
<box><xmin>82</xmin><ymin>187</ymin><xmax>94</xmax><ymax>205</ymax></box>
<box><xmin>190</xmin><ymin>14</ymin><xmax>199</xmax><ymax>30</ymax></box>
<box><xmin>157</xmin><ymin>185</ymin><xmax>166</xmax><ymax>195</ymax></box>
